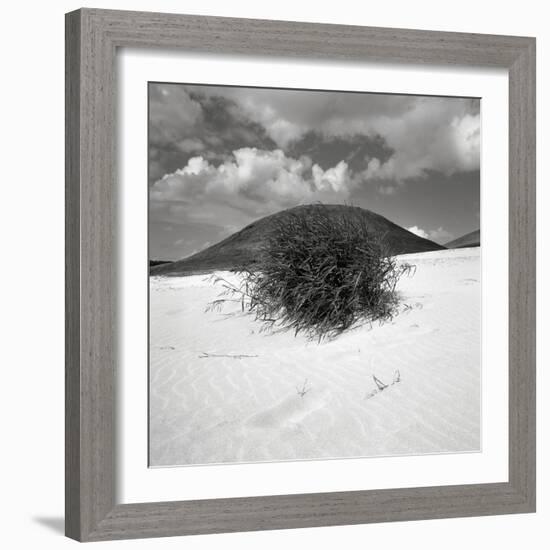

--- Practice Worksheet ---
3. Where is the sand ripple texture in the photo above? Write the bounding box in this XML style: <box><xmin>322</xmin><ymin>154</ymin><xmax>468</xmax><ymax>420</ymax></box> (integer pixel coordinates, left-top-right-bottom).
<box><xmin>149</xmin><ymin>248</ymin><xmax>481</xmax><ymax>467</ymax></box>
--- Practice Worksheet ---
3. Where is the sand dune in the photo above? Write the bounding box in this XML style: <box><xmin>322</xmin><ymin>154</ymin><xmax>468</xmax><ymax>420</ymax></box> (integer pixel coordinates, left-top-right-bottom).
<box><xmin>149</xmin><ymin>247</ymin><xmax>480</xmax><ymax>467</ymax></box>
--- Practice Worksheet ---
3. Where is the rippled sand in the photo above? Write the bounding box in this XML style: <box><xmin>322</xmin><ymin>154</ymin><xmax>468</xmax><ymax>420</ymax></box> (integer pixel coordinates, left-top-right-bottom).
<box><xmin>149</xmin><ymin>248</ymin><xmax>480</xmax><ymax>467</ymax></box>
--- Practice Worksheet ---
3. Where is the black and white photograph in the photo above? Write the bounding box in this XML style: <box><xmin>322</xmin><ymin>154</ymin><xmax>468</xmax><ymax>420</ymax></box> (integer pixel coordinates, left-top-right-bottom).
<box><xmin>148</xmin><ymin>83</ymin><xmax>481</xmax><ymax>467</ymax></box>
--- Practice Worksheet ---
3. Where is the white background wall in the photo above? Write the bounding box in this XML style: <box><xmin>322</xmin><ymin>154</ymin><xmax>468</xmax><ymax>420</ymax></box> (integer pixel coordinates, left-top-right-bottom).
<box><xmin>0</xmin><ymin>0</ymin><xmax>546</xmax><ymax>548</ymax></box>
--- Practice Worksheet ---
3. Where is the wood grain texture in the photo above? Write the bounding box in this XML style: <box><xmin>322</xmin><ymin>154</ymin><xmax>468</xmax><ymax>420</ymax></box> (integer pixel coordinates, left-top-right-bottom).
<box><xmin>65</xmin><ymin>10</ymin><xmax>81</xmax><ymax>541</ymax></box>
<box><xmin>65</xmin><ymin>8</ymin><xmax>536</xmax><ymax>542</ymax></box>
<box><xmin>507</xmin><ymin>40</ymin><xmax>536</xmax><ymax>509</ymax></box>
<box><xmin>85</xmin><ymin>8</ymin><xmax>532</xmax><ymax>67</ymax></box>
<box><xmin>66</xmin><ymin>8</ymin><xmax>116</xmax><ymax>540</ymax></box>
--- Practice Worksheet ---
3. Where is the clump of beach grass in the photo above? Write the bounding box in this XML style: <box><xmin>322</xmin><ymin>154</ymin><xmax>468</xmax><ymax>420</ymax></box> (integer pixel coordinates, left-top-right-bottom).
<box><xmin>217</xmin><ymin>205</ymin><xmax>414</xmax><ymax>340</ymax></box>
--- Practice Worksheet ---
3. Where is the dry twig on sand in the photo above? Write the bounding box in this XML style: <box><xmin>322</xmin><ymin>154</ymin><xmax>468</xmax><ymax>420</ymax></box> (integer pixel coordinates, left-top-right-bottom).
<box><xmin>296</xmin><ymin>378</ymin><xmax>310</xmax><ymax>398</ymax></box>
<box><xmin>373</xmin><ymin>374</ymin><xmax>388</xmax><ymax>391</ymax></box>
<box><xmin>198</xmin><ymin>352</ymin><xmax>259</xmax><ymax>359</ymax></box>
<box><xmin>365</xmin><ymin>370</ymin><xmax>401</xmax><ymax>400</ymax></box>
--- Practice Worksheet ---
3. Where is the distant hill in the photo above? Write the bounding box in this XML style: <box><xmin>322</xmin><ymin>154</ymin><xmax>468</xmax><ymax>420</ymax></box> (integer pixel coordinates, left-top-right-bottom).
<box><xmin>152</xmin><ymin>204</ymin><xmax>446</xmax><ymax>276</ymax></box>
<box><xmin>445</xmin><ymin>229</ymin><xmax>480</xmax><ymax>249</ymax></box>
<box><xmin>150</xmin><ymin>260</ymin><xmax>173</xmax><ymax>268</ymax></box>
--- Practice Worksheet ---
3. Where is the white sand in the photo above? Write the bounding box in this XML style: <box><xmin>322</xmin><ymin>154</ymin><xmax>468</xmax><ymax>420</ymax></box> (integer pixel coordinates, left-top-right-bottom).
<box><xmin>149</xmin><ymin>248</ymin><xmax>480</xmax><ymax>467</ymax></box>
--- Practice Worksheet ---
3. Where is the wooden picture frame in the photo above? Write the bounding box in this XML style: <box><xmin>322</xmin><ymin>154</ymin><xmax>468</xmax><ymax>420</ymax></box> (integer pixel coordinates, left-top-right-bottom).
<box><xmin>65</xmin><ymin>8</ymin><xmax>536</xmax><ymax>542</ymax></box>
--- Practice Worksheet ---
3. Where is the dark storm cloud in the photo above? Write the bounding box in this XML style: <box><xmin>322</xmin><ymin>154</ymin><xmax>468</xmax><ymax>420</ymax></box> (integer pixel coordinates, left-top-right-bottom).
<box><xmin>287</xmin><ymin>131</ymin><xmax>394</xmax><ymax>173</ymax></box>
<box><xmin>149</xmin><ymin>84</ymin><xmax>276</xmax><ymax>184</ymax></box>
<box><xmin>191</xmin><ymin>92</ymin><xmax>276</xmax><ymax>151</ymax></box>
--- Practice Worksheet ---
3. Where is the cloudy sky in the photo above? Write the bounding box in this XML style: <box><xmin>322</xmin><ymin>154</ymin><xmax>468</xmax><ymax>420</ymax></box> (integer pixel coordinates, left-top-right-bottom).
<box><xmin>149</xmin><ymin>83</ymin><xmax>480</xmax><ymax>260</ymax></box>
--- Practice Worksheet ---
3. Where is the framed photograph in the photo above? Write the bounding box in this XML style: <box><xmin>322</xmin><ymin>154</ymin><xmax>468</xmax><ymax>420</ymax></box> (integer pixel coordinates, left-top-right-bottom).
<box><xmin>65</xmin><ymin>8</ymin><xmax>536</xmax><ymax>542</ymax></box>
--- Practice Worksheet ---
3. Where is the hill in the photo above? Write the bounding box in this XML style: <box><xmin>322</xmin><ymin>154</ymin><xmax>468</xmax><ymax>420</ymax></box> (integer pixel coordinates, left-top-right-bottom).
<box><xmin>445</xmin><ymin>229</ymin><xmax>480</xmax><ymax>249</ymax></box>
<box><xmin>152</xmin><ymin>204</ymin><xmax>446</xmax><ymax>276</ymax></box>
<box><xmin>150</xmin><ymin>260</ymin><xmax>173</xmax><ymax>268</ymax></box>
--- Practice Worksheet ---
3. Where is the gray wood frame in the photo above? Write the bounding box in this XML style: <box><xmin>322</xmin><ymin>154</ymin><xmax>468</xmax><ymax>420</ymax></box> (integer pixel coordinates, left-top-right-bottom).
<box><xmin>65</xmin><ymin>8</ymin><xmax>536</xmax><ymax>542</ymax></box>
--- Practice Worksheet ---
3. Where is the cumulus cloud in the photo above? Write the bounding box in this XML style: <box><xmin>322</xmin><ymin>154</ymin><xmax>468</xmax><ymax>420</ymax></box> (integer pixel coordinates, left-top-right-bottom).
<box><xmin>148</xmin><ymin>84</ymin><xmax>277</xmax><ymax>184</ymax></box>
<box><xmin>407</xmin><ymin>225</ymin><xmax>430</xmax><ymax>239</ymax></box>
<box><xmin>150</xmin><ymin>84</ymin><xmax>479</xmax><ymax>189</ymax></box>
<box><xmin>186</xmin><ymin>87</ymin><xmax>480</xmax><ymax>184</ymax></box>
<box><xmin>187</xmin><ymin>87</ymin><xmax>412</xmax><ymax>147</ymax></box>
<box><xmin>148</xmin><ymin>84</ymin><xmax>479</xmax><ymax>258</ymax></box>
<box><xmin>363</xmin><ymin>105</ymin><xmax>480</xmax><ymax>182</ymax></box>
<box><xmin>407</xmin><ymin>225</ymin><xmax>453</xmax><ymax>244</ymax></box>
<box><xmin>151</xmin><ymin>148</ymin><xmax>353</xmax><ymax>224</ymax></box>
